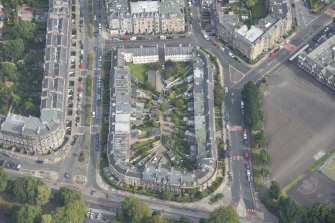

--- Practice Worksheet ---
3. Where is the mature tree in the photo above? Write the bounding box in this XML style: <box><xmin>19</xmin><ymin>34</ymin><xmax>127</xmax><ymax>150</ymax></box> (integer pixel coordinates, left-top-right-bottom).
<box><xmin>179</xmin><ymin>215</ymin><xmax>191</xmax><ymax>223</ymax></box>
<box><xmin>160</xmin><ymin>102</ymin><xmax>169</xmax><ymax>111</ymax></box>
<box><xmin>52</xmin><ymin>200</ymin><xmax>87</xmax><ymax>223</ymax></box>
<box><xmin>207</xmin><ymin>206</ymin><xmax>239</xmax><ymax>223</ymax></box>
<box><xmin>52</xmin><ymin>207</ymin><xmax>70</xmax><ymax>223</ymax></box>
<box><xmin>122</xmin><ymin>196</ymin><xmax>152</xmax><ymax>223</ymax></box>
<box><xmin>0</xmin><ymin>166</ymin><xmax>8</xmax><ymax>192</ymax></box>
<box><xmin>278</xmin><ymin>196</ymin><xmax>306</xmax><ymax>223</ymax></box>
<box><xmin>174</xmin><ymin>98</ymin><xmax>185</xmax><ymax>109</ymax></box>
<box><xmin>161</xmin><ymin>191</ymin><xmax>174</xmax><ymax>200</ymax></box>
<box><xmin>13</xmin><ymin>21</ymin><xmax>37</xmax><ymax>41</ymax></box>
<box><xmin>65</xmin><ymin>200</ymin><xmax>87</xmax><ymax>223</ymax></box>
<box><xmin>150</xmin><ymin>212</ymin><xmax>165</xmax><ymax>223</ymax></box>
<box><xmin>3</xmin><ymin>38</ymin><xmax>25</xmax><ymax>61</ymax></box>
<box><xmin>12</xmin><ymin>177</ymin><xmax>50</xmax><ymax>205</ymax></box>
<box><xmin>308</xmin><ymin>203</ymin><xmax>335</xmax><ymax>223</ymax></box>
<box><xmin>261</xmin><ymin>167</ymin><xmax>270</xmax><ymax>177</ymax></box>
<box><xmin>40</xmin><ymin>214</ymin><xmax>52</xmax><ymax>223</ymax></box>
<box><xmin>1</xmin><ymin>62</ymin><xmax>17</xmax><ymax>82</ymax></box>
<box><xmin>15</xmin><ymin>204</ymin><xmax>41</xmax><ymax>223</ymax></box>
<box><xmin>268</xmin><ymin>181</ymin><xmax>281</xmax><ymax>200</ymax></box>
<box><xmin>255</xmin><ymin>130</ymin><xmax>267</xmax><ymax>148</ymax></box>
<box><xmin>35</xmin><ymin>182</ymin><xmax>51</xmax><ymax>206</ymax></box>
<box><xmin>55</xmin><ymin>187</ymin><xmax>82</xmax><ymax>205</ymax></box>
<box><xmin>116</xmin><ymin>210</ymin><xmax>124</xmax><ymax>220</ymax></box>
<box><xmin>242</xmin><ymin>81</ymin><xmax>262</xmax><ymax>128</ymax></box>
<box><xmin>259</xmin><ymin>149</ymin><xmax>270</xmax><ymax>165</ymax></box>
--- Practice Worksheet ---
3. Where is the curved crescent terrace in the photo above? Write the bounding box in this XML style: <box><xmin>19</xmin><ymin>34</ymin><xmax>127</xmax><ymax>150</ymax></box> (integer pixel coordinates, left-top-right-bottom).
<box><xmin>107</xmin><ymin>45</ymin><xmax>219</xmax><ymax>193</ymax></box>
<box><xmin>0</xmin><ymin>0</ymin><xmax>70</xmax><ymax>154</ymax></box>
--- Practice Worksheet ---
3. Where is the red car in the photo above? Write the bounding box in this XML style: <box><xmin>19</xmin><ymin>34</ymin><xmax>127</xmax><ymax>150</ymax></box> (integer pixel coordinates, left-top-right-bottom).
<box><xmin>244</xmin><ymin>151</ymin><xmax>249</xmax><ymax>159</ymax></box>
<box><xmin>121</xmin><ymin>36</ymin><xmax>129</xmax><ymax>41</ymax></box>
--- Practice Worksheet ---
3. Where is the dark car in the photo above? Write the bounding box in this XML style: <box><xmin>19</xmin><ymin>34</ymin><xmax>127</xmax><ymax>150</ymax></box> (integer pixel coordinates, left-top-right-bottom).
<box><xmin>0</xmin><ymin>160</ymin><xmax>4</xmax><ymax>166</ymax></box>
<box><xmin>71</xmin><ymin>137</ymin><xmax>77</xmax><ymax>146</ymax></box>
<box><xmin>36</xmin><ymin>160</ymin><xmax>44</xmax><ymax>164</ymax></box>
<box><xmin>226</xmin><ymin>149</ymin><xmax>232</xmax><ymax>158</ymax></box>
<box><xmin>64</xmin><ymin>172</ymin><xmax>71</xmax><ymax>179</ymax></box>
<box><xmin>226</xmin><ymin>139</ymin><xmax>231</xmax><ymax>147</ymax></box>
<box><xmin>95</xmin><ymin>133</ymin><xmax>99</xmax><ymax>139</ymax></box>
<box><xmin>6</xmin><ymin>161</ymin><xmax>15</xmax><ymax>169</ymax></box>
<box><xmin>95</xmin><ymin>139</ymin><xmax>100</xmax><ymax>147</ymax></box>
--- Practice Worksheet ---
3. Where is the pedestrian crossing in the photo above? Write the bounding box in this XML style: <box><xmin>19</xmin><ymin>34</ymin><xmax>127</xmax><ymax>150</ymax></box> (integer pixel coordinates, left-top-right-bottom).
<box><xmin>229</xmin><ymin>125</ymin><xmax>242</xmax><ymax>131</ymax></box>
<box><xmin>232</xmin><ymin>155</ymin><xmax>243</xmax><ymax>161</ymax></box>
<box><xmin>246</xmin><ymin>209</ymin><xmax>257</xmax><ymax>216</ymax></box>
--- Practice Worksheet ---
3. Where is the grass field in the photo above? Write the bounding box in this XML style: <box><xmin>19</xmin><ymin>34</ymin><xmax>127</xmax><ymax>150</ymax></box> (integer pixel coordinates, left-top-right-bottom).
<box><xmin>126</xmin><ymin>63</ymin><xmax>148</xmax><ymax>84</ymax></box>
<box><xmin>321</xmin><ymin>158</ymin><xmax>335</xmax><ymax>182</ymax></box>
<box><xmin>250</xmin><ymin>0</ymin><xmax>267</xmax><ymax>25</ymax></box>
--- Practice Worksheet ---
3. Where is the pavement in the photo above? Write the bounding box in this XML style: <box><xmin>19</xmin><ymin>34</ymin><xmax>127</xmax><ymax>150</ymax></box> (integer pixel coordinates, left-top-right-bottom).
<box><xmin>262</xmin><ymin>60</ymin><xmax>335</xmax><ymax>188</ymax></box>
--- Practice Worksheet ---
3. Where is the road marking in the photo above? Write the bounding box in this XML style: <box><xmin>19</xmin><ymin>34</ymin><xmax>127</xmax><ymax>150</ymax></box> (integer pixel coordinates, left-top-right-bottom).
<box><xmin>232</xmin><ymin>155</ymin><xmax>243</xmax><ymax>161</ymax></box>
<box><xmin>313</xmin><ymin>150</ymin><xmax>326</xmax><ymax>160</ymax></box>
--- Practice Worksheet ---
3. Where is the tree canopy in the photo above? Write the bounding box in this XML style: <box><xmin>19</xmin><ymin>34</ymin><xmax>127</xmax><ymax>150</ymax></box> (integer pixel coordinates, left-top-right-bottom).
<box><xmin>1</xmin><ymin>62</ymin><xmax>18</xmax><ymax>82</ymax></box>
<box><xmin>268</xmin><ymin>181</ymin><xmax>281</xmax><ymax>200</ymax></box>
<box><xmin>278</xmin><ymin>196</ymin><xmax>306</xmax><ymax>223</ymax></box>
<box><xmin>12</xmin><ymin>177</ymin><xmax>51</xmax><ymax>205</ymax></box>
<box><xmin>15</xmin><ymin>204</ymin><xmax>41</xmax><ymax>223</ymax></box>
<box><xmin>242</xmin><ymin>81</ymin><xmax>262</xmax><ymax>129</ymax></box>
<box><xmin>214</xmin><ymin>86</ymin><xmax>225</xmax><ymax>107</ymax></box>
<box><xmin>207</xmin><ymin>206</ymin><xmax>240</xmax><ymax>223</ymax></box>
<box><xmin>0</xmin><ymin>166</ymin><xmax>8</xmax><ymax>192</ymax></box>
<box><xmin>179</xmin><ymin>215</ymin><xmax>191</xmax><ymax>223</ymax></box>
<box><xmin>55</xmin><ymin>187</ymin><xmax>82</xmax><ymax>206</ymax></box>
<box><xmin>40</xmin><ymin>214</ymin><xmax>53</xmax><ymax>223</ymax></box>
<box><xmin>308</xmin><ymin>203</ymin><xmax>335</xmax><ymax>223</ymax></box>
<box><xmin>52</xmin><ymin>200</ymin><xmax>87</xmax><ymax>223</ymax></box>
<box><xmin>3</xmin><ymin>38</ymin><xmax>25</xmax><ymax>61</ymax></box>
<box><xmin>122</xmin><ymin>196</ymin><xmax>152</xmax><ymax>223</ymax></box>
<box><xmin>13</xmin><ymin>21</ymin><xmax>37</xmax><ymax>41</ymax></box>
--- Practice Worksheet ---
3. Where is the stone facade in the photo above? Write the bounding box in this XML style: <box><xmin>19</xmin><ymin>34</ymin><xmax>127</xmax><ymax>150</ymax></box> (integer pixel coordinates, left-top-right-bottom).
<box><xmin>106</xmin><ymin>0</ymin><xmax>185</xmax><ymax>35</ymax></box>
<box><xmin>211</xmin><ymin>0</ymin><xmax>292</xmax><ymax>61</ymax></box>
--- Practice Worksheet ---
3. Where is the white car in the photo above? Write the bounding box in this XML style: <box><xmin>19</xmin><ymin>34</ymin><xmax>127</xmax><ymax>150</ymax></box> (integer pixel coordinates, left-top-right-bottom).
<box><xmin>220</xmin><ymin>46</ymin><xmax>225</xmax><ymax>51</ymax></box>
<box><xmin>96</xmin><ymin>213</ymin><xmax>102</xmax><ymax>220</ymax></box>
<box><xmin>224</xmin><ymin>87</ymin><xmax>228</xmax><ymax>94</ymax></box>
<box><xmin>92</xmin><ymin>111</ymin><xmax>96</xmax><ymax>118</ymax></box>
<box><xmin>247</xmin><ymin>169</ymin><xmax>251</xmax><ymax>177</ymax></box>
<box><xmin>228</xmin><ymin>52</ymin><xmax>235</xmax><ymax>58</ymax></box>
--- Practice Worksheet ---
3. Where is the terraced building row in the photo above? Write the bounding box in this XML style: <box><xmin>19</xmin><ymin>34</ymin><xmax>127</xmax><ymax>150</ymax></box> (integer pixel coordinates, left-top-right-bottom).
<box><xmin>0</xmin><ymin>0</ymin><xmax>70</xmax><ymax>154</ymax></box>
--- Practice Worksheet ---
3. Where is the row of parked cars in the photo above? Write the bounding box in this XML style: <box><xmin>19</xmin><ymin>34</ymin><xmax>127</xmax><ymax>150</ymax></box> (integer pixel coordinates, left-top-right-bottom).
<box><xmin>0</xmin><ymin>159</ymin><xmax>21</xmax><ymax>170</ymax></box>
<box><xmin>86</xmin><ymin>210</ymin><xmax>108</xmax><ymax>221</ymax></box>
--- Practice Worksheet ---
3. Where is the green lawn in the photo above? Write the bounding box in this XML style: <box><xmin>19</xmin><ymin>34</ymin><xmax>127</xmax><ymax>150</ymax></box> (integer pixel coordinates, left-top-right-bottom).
<box><xmin>321</xmin><ymin>159</ymin><xmax>335</xmax><ymax>182</ymax></box>
<box><xmin>250</xmin><ymin>0</ymin><xmax>267</xmax><ymax>25</ymax></box>
<box><xmin>126</xmin><ymin>63</ymin><xmax>148</xmax><ymax>84</ymax></box>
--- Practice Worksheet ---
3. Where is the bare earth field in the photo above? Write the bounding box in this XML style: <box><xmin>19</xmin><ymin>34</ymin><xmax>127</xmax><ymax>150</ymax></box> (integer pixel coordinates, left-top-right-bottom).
<box><xmin>262</xmin><ymin>62</ymin><xmax>335</xmax><ymax>187</ymax></box>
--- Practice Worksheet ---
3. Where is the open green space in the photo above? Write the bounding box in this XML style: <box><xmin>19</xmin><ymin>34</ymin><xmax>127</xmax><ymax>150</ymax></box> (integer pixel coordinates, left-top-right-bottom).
<box><xmin>126</xmin><ymin>63</ymin><xmax>148</xmax><ymax>84</ymax></box>
<box><xmin>321</xmin><ymin>158</ymin><xmax>335</xmax><ymax>182</ymax></box>
<box><xmin>165</xmin><ymin>61</ymin><xmax>190</xmax><ymax>80</ymax></box>
<box><xmin>87</xmin><ymin>51</ymin><xmax>94</xmax><ymax>70</ymax></box>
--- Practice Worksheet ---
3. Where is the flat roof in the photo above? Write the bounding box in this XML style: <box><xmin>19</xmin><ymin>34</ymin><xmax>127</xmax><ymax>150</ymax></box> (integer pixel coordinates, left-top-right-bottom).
<box><xmin>130</xmin><ymin>1</ymin><xmax>159</xmax><ymax>14</ymax></box>
<box><xmin>237</xmin><ymin>25</ymin><xmax>264</xmax><ymax>43</ymax></box>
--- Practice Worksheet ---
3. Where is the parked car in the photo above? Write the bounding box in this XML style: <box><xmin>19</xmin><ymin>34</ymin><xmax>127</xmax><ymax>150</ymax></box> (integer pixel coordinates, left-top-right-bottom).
<box><xmin>0</xmin><ymin>160</ymin><xmax>4</xmax><ymax>166</ymax></box>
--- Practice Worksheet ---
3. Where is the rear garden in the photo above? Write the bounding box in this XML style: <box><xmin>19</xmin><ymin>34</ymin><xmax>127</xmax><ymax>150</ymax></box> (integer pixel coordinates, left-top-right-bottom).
<box><xmin>0</xmin><ymin>0</ymin><xmax>48</xmax><ymax>116</ymax></box>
